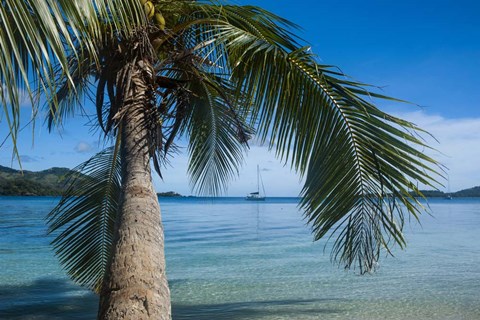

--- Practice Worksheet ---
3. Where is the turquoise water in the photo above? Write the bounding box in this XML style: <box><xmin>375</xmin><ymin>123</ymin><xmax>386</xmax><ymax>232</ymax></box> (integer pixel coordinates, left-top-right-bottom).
<box><xmin>1</xmin><ymin>196</ymin><xmax>479</xmax><ymax>319</ymax></box>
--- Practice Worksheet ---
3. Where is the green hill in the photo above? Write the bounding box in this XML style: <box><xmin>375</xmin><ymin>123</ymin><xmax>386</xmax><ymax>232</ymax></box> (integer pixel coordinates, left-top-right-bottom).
<box><xmin>453</xmin><ymin>186</ymin><xmax>480</xmax><ymax>197</ymax></box>
<box><xmin>416</xmin><ymin>190</ymin><xmax>448</xmax><ymax>197</ymax></box>
<box><xmin>415</xmin><ymin>186</ymin><xmax>480</xmax><ymax>198</ymax></box>
<box><xmin>0</xmin><ymin>165</ymin><xmax>72</xmax><ymax>196</ymax></box>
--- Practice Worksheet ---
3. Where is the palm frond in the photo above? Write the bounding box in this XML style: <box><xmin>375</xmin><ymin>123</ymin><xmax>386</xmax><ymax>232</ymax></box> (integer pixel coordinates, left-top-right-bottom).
<box><xmin>46</xmin><ymin>53</ymin><xmax>98</xmax><ymax>131</ymax></box>
<box><xmin>1</xmin><ymin>0</ymin><xmax>146</xmax><ymax>151</ymax></box>
<box><xmin>175</xmin><ymin>5</ymin><xmax>441</xmax><ymax>272</ymax></box>
<box><xmin>46</xmin><ymin>144</ymin><xmax>121</xmax><ymax>292</ymax></box>
<box><xmin>186</xmin><ymin>75</ymin><xmax>250</xmax><ymax>195</ymax></box>
<box><xmin>1</xmin><ymin>0</ymin><xmax>71</xmax><ymax>159</ymax></box>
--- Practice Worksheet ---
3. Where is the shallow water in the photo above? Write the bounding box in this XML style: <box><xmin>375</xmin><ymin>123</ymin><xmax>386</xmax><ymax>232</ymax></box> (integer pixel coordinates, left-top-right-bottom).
<box><xmin>1</xmin><ymin>196</ymin><xmax>479</xmax><ymax>319</ymax></box>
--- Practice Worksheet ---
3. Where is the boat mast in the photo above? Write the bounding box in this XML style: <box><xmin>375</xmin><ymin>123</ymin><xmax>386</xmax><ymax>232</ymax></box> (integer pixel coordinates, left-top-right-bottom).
<box><xmin>257</xmin><ymin>165</ymin><xmax>260</xmax><ymax>194</ymax></box>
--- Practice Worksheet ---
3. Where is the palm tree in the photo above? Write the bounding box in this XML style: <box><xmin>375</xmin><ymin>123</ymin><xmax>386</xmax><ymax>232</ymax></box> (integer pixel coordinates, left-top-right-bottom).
<box><xmin>1</xmin><ymin>1</ymin><xmax>440</xmax><ymax>319</ymax></box>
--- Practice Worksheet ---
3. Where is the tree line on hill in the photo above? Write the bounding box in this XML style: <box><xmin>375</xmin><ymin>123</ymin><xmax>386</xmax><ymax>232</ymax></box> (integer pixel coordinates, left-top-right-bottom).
<box><xmin>0</xmin><ymin>165</ymin><xmax>71</xmax><ymax>196</ymax></box>
<box><xmin>0</xmin><ymin>165</ymin><xmax>184</xmax><ymax>197</ymax></box>
<box><xmin>417</xmin><ymin>187</ymin><xmax>480</xmax><ymax>198</ymax></box>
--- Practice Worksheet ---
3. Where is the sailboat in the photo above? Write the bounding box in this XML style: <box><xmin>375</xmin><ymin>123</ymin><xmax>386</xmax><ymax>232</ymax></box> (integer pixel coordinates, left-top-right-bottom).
<box><xmin>246</xmin><ymin>165</ymin><xmax>266</xmax><ymax>201</ymax></box>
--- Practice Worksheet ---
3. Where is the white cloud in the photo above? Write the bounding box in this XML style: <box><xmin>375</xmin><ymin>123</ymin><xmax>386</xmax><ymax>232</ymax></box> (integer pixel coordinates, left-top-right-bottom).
<box><xmin>1</xmin><ymin>84</ymin><xmax>32</xmax><ymax>108</ymax></box>
<box><xmin>394</xmin><ymin>111</ymin><xmax>480</xmax><ymax>192</ymax></box>
<box><xmin>74</xmin><ymin>141</ymin><xmax>94</xmax><ymax>153</ymax></box>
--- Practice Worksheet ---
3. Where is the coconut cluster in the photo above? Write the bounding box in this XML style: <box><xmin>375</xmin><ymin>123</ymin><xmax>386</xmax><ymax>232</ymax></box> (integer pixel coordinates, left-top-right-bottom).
<box><xmin>140</xmin><ymin>0</ymin><xmax>166</xmax><ymax>30</ymax></box>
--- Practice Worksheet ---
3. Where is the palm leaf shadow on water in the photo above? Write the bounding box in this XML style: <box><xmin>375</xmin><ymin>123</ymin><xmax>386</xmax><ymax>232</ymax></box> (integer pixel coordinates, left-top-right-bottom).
<box><xmin>0</xmin><ymin>278</ymin><xmax>97</xmax><ymax>320</ymax></box>
<box><xmin>0</xmin><ymin>277</ymin><xmax>347</xmax><ymax>319</ymax></box>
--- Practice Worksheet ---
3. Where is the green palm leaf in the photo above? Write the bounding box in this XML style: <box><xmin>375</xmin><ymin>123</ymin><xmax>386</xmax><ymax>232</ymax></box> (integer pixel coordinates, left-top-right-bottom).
<box><xmin>186</xmin><ymin>75</ymin><xmax>251</xmax><ymax>195</ymax></box>
<box><xmin>1</xmin><ymin>0</ymin><xmax>73</xmax><ymax>158</ymax></box>
<box><xmin>174</xmin><ymin>5</ymin><xmax>441</xmax><ymax>272</ymax></box>
<box><xmin>1</xmin><ymin>0</ymin><xmax>146</xmax><ymax>150</ymax></box>
<box><xmin>46</xmin><ymin>53</ymin><xmax>98</xmax><ymax>131</ymax></box>
<box><xmin>46</xmin><ymin>144</ymin><xmax>121</xmax><ymax>292</ymax></box>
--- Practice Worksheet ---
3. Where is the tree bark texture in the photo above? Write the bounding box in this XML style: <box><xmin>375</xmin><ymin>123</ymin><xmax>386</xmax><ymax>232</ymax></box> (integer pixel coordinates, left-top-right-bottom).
<box><xmin>98</xmin><ymin>62</ymin><xmax>171</xmax><ymax>319</ymax></box>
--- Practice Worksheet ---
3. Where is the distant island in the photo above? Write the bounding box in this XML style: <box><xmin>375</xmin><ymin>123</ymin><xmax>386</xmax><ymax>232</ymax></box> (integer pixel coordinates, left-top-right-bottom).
<box><xmin>157</xmin><ymin>191</ymin><xmax>184</xmax><ymax>197</ymax></box>
<box><xmin>415</xmin><ymin>187</ymin><xmax>480</xmax><ymax>198</ymax></box>
<box><xmin>0</xmin><ymin>165</ymin><xmax>185</xmax><ymax>197</ymax></box>
<box><xmin>1</xmin><ymin>164</ymin><xmax>480</xmax><ymax>198</ymax></box>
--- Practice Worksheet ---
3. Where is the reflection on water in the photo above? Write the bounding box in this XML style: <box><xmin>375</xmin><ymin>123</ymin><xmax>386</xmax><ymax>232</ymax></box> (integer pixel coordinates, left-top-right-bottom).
<box><xmin>172</xmin><ymin>298</ymin><xmax>346</xmax><ymax>320</ymax></box>
<box><xmin>1</xmin><ymin>196</ymin><xmax>480</xmax><ymax>319</ymax></box>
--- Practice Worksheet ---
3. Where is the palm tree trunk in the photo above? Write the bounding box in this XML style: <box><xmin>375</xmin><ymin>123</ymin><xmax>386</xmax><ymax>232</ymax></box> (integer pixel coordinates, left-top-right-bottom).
<box><xmin>98</xmin><ymin>63</ymin><xmax>171</xmax><ymax>319</ymax></box>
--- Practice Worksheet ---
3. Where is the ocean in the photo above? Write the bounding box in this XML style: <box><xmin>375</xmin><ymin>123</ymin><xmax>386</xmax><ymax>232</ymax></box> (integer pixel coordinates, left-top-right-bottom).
<box><xmin>0</xmin><ymin>196</ymin><xmax>479</xmax><ymax>319</ymax></box>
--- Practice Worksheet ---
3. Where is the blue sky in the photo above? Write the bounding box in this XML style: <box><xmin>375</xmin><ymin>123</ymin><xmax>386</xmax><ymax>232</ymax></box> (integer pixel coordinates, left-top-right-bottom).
<box><xmin>1</xmin><ymin>0</ymin><xmax>480</xmax><ymax>195</ymax></box>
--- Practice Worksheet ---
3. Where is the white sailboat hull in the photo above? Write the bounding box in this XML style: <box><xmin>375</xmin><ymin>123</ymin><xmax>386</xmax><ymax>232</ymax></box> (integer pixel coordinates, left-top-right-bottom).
<box><xmin>245</xmin><ymin>193</ymin><xmax>265</xmax><ymax>201</ymax></box>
